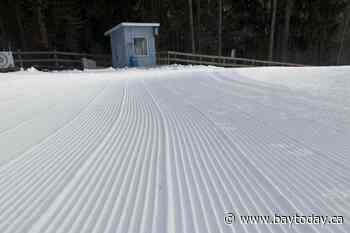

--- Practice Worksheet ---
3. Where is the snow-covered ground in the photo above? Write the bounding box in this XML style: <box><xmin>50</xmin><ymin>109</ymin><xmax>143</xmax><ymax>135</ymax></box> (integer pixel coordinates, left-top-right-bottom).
<box><xmin>0</xmin><ymin>66</ymin><xmax>349</xmax><ymax>233</ymax></box>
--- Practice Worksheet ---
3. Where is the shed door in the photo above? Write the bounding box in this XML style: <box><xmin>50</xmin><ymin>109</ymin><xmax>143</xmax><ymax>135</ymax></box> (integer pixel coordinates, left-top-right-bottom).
<box><xmin>114</xmin><ymin>46</ymin><xmax>118</xmax><ymax>62</ymax></box>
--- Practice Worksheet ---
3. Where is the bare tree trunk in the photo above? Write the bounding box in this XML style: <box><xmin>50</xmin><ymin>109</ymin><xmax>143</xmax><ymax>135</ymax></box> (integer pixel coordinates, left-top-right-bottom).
<box><xmin>207</xmin><ymin>0</ymin><xmax>211</xmax><ymax>17</ymax></box>
<box><xmin>37</xmin><ymin>0</ymin><xmax>48</xmax><ymax>49</ymax></box>
<box><xmin>337</xmin><ymin>7</ymin><xmax>350</xmax><ymax>65</ymax></box>
<box><xmin>282</xmin><ymin>0</ymin><xmax>293</xmax><ymax>62</ymax></box>
<box><xmin>188</xmin><ymin>0</ymin><xmax>196</xmax><ymax>53</ymax></box>
<box><xmin>268</xmin><ymin>0</ymin><xmax>277</xmax><ymax>61</ymax></box>
<box><xmin>0</xmin><ymin>17</ymin><xmax>4</xmax><ymax>34</ymax></box>
<box><xmin>318</xmin><ymin>34</ymin><xmax>322</xmax><ymax>65</ymax></box>
<box><xmin>218</xmin><ymin>0</ymin><xmax>223</xmax><ymax>56</ymax></box>
<box><xmin>0</xmin><ymin>15</ymin><xmax>6</xmax><ymax>48</ymax></box>
<box><xmin>196</xmin><ymin>0</ymin><xmax>201</xmax><ymax>53</ymax></box>
<box><xmin>13</xmin><ymin>0</ymin><xmax>26</xmax><ymax>50</ymax></box>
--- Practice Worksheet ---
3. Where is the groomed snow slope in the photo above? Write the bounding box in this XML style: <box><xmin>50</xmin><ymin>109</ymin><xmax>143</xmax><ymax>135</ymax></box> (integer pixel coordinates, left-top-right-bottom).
<box><xmin>0</xmin><ymin>66</ymin><xmax>349</xmax><ymax>233</ymax></box>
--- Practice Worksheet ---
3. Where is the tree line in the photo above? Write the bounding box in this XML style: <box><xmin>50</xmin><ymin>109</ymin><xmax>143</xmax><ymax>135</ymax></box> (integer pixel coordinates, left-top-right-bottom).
<box><xmin>0</xmin><ymin>0</ymin><xmax>349</xmax><ymax>65</ymax></box>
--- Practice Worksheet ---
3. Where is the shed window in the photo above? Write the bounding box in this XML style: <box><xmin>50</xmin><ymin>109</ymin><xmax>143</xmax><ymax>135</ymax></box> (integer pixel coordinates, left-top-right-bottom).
<box><xmin>134</xmin><ymin>38</ymin><xmax>148</xmax><ymax>56</ymax></box>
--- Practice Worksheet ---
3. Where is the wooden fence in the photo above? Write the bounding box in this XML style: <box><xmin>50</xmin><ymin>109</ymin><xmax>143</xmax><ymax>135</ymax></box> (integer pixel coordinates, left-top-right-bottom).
<box><xmin>12</xmin><ymin>51</ymin><xmax>111</xmax><ymax>70</ymax></box>
<box><xmin>157</xmin><ymin>51</ymin><xmax>305</xmax><ymax>67</ymax></box>
<box><xmin>9</xmin><ymin>50</ymin><xmax>304</xmax><ymax>71</ymax></box>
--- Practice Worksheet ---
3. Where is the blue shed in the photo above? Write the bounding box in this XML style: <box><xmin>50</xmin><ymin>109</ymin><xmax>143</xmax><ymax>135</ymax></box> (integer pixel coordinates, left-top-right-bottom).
<box><xmin>104</xmin><ymin>22</ymin><xmax>160</xmax><ymax>68</ymax></box>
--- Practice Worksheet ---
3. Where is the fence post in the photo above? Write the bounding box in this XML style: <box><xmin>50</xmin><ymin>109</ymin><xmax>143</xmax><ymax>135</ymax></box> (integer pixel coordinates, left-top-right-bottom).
<box><xmin>17</xmin><ymin>49</ymin><xmax>24</xmax><ymax>69</ymax></box>
<box><xmin>54</xmin><ymin>49</ymin><xmax>59</xmax><ymax>69</ymax></box>
<box><xmin>167</xmin><ymin>51</ymin><xmax>170</xmax><ymax>65</ymax></box>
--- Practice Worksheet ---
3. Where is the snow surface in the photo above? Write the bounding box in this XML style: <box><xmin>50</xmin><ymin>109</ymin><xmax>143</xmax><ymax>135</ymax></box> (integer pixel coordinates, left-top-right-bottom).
<box><xmin>0</xmin><ymin>66</ymin><xmax>349</xmax><ymax>233</ymax></box>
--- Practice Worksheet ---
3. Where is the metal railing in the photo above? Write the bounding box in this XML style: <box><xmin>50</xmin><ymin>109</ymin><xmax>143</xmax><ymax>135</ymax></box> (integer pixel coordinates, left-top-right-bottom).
<box><xmin>157</xmin><ymin>51</ymin><xmax>305</xmax><ymax>67</ymax></box>
<box><xmin>12</xmin><ymin>50</ymin><xmax>111</xmax><ymax>70</ymax></box>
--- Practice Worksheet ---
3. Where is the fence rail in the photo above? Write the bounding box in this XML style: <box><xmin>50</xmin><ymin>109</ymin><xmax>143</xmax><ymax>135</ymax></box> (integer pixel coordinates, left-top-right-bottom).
<box><xmin>12</xmin><ymin>50</ymin><xmax>111</xmax><ymax>70</ymax></box>
<box><xmin>157</xmin><ymin>51</ymin><xmax>305</xmax><ymax>67</ymax></box>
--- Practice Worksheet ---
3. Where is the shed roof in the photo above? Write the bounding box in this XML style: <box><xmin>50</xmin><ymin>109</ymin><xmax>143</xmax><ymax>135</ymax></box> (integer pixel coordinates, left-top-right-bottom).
<box><xmin>104</xmin><ymin>22</ymin><xmax>160</xmax><ymax>36</ymax></box>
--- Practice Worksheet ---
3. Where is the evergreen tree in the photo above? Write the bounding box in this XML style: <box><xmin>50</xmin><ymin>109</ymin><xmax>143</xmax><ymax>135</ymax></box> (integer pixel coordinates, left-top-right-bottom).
<box><xmin>0</xmin><ymin>0</ymin><xmax>349</xmax><ymax>65</ymax></box>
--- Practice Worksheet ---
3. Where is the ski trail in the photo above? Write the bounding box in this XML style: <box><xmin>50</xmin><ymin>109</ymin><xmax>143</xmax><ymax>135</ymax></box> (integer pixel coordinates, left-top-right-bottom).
<box><xmin>0</xmin><ymin>67</ymin><xmax>349</xmax><ymax>233</ymax></box>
